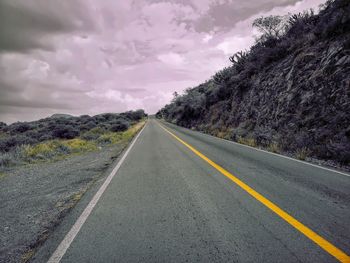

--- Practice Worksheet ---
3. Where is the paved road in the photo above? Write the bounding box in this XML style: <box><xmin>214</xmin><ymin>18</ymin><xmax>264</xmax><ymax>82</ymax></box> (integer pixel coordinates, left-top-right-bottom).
<box><xmin>44</xmin><ymin>119</ymin><xmax>350</xmax><ymax>262</ymax></box>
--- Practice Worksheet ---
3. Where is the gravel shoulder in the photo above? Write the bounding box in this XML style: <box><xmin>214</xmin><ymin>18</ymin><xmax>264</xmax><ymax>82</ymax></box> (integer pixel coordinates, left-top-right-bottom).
<box><xmin>0</xmin><ymin>140</ymin><xmax>130</xmax><ymax>263</ymax></box>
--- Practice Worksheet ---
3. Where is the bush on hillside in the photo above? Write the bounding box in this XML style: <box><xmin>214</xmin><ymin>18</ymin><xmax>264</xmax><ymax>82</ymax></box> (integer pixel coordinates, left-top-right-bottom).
<box><xmin>80</xmin><ymin>121</ymin><xmax>97</xmax><ymax>131</ymax></box>
<box><xmin>52</xmin><ymin>125</ymin><xmax>80</xmax><ymax>139</ymax></box>
<box><xmin>0</xmin><ymin>110</ymin><xmax>146</xmax><ymax>157</ymax></box>
<box><xmin>0</xmin><ymin>135</ymin><xmax>38</xmax><ymax>153</ymax></box>
<box><xmin>8</xmin><ymin>123</ymin><xmax>32</xmax><ymax>134</ymax></box>
<box><xmin>121</xmin><ymin>109</ymin><xmax>146</xmax><ymax>121</ymax></box>
<box><xmin>0</xmin><ymin>122</ymin><xmax>7</xmax><ymax>130</ymax></box>
<box><xmin>109</xmin><ymin>119</ymin><xmax>130</xmax><ymax>132</ymax></box>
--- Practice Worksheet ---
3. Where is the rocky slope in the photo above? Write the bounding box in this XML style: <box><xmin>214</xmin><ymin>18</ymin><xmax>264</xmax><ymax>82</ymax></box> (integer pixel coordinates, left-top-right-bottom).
<box><xmin>157</xmin><ymin>0</ymin><xmax>350</xmax><ymax>166</ymax></box>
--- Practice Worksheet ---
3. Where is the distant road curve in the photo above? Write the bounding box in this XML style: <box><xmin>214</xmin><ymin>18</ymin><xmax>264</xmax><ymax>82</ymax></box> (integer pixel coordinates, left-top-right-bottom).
<box><xmin>42</xmin><ymin>119</ymin><xmax>350</xmax><ymax>263</ymax></box>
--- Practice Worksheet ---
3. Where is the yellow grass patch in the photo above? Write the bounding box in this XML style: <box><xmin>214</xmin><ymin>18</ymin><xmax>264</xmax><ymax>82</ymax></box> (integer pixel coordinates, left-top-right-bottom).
<box><xmin>237</xmin><ymin>136</ymin><xmax>257</xmax><ymax>147</ymax></box>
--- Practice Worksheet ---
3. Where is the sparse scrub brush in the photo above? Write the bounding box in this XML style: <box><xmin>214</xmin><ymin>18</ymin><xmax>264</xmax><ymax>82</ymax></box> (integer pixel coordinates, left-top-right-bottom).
<box><xmin>237</xmin><ymin>136</ymin><xmax>257</xmax><ymax>147</ymax></box>
<box><xmin>23</xmin><ymin>142</ymin><xmax>57</xmax><ymax>159</ymax></box>
<box><xmin>216</xmin><ymin>130</ymin><xmax>232</xmax><ymax>140</ymax></box>
<box><xmin>295</xmin><ymin>147</ymin><xmax>311</xmax><ymax>160</ymax></box>
<box><xmin>0</xmin><ymin>153</ymin><xmax>12</xmax><ymax>168</ymax></box>
<box><xmin>81</xmin><ymin>130</ymin><xmax>100</xmax><ymax>141</ymax></box>
<box><xmin>268</xmin><ymin>142</ymin><xmax>280</xmax><ymax>153</ymax></box>
<box><xmin>0</xmin><ymin>146</ymin><xmax>23</xmax><ymax>168</ymax></box>
<box><xmin>88</xmin><ymin>127</ymin><xmax>106</xmax><ymax>135</ymax></box>
<box><xmin>97</xmin><ymin>133</ymin><xmax>122</xmax><ymax>145</ymax></box>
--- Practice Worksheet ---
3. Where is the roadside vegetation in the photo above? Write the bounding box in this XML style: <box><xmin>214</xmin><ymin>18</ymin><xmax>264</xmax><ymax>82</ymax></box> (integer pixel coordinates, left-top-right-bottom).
<box><xmin>0</xmin><ymin>110</ymin><xmax>146</xmax><ymax>170</ymax></box>
<box><xmin>0</xmin><ymin>111</ymin><xmax>146</xmax><ymax>262</ymax></box>
<box><xmin>157</xmin><ymin>0</ymin><xmax>350</xmax><ymax>166</ymax></box>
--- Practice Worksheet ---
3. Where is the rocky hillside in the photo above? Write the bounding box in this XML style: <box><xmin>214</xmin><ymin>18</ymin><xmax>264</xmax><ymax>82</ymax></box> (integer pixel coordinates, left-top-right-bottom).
<box><xmin>157</xmin><ymin>0</ymin><xmax>350</xmax><ymax>165</ymax></box>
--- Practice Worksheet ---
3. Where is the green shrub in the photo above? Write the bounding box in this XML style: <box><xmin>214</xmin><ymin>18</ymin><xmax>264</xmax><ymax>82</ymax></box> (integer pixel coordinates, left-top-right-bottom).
<box><xmin>80</xmin><ymin>121</ymin><xmax>96</xmax><ymax>131</ymax></box>
<box><xmin>109</xmin><ymin>119</ymin><xmax>130</xmax><ymax>132</ymax></box>
<box><xmin>52</xmin><ymin>125</ymin><xmax>80</xmax><ymax>139</ymax></box>
<box><xmin>6</xmin><ymin>122</ymin><xmax>32</xmax><ymax>134</ymax></box>
<box><xmin>0</xmin><ymin>135</ymin><xmax>38</xmax><ymax>153</ymax></box>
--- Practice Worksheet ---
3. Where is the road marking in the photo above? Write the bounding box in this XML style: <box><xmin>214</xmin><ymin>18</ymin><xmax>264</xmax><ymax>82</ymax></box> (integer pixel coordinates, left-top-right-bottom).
<box><xmin>159</xmin><ymin>123</ymin><xmax>350</xmax><ymax>263</ymax></box>
<box><xmin>47</xmin><ymin>123</ymin><xmax>147</xmax><ymax>263</ymax></box>
<box><xmin>162</xmin><ymin>121</ymin><xmax>350</xmax><ymax>177</ymax></box>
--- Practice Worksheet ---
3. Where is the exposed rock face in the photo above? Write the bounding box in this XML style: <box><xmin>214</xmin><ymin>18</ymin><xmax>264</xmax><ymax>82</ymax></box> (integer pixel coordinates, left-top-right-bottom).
<box><xmin>157</xmin><ymin>0</ymin><xmax>350</xmax><ymax>165</ymax></box>
<box><xmin>226</xmin><ymin>40</ymin><xmax>349</xmax><ymax>162</ymax></box>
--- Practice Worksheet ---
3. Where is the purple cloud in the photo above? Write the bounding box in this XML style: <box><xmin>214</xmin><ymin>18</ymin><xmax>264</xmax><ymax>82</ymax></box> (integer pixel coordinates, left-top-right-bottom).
<box><xmin>0</xmin><ymin>0</ymin><xmax>325</xmax><ymax>123</ymax></box>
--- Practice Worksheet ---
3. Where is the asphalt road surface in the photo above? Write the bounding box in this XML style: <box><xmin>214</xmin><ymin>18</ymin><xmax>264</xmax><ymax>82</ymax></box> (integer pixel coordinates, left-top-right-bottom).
<box><xmin>43</xmin><ymin>119</ymin><xmax>350</xmax><ymax>262</ymax></box>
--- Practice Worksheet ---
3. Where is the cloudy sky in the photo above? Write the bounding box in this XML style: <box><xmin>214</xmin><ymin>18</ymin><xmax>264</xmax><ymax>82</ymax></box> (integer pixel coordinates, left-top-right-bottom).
<box><xmin>0</xmin><ymin>0</ymin><xmax>324</xmax><ymax>123</ymax></box>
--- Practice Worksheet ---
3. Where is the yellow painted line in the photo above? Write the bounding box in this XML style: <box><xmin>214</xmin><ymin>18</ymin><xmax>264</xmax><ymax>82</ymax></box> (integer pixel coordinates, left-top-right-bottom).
<box><xmin>159</xmin><ymin>123</ymin><xmax>350</xmax><ymax>263</ymax></box>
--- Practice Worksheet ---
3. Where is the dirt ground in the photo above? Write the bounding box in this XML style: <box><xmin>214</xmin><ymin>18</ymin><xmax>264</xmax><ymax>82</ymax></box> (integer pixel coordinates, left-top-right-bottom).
<box><xmin>0</xmin><ymin>141</ymin><xmax>129</xmax><ymax>263</ymax></box>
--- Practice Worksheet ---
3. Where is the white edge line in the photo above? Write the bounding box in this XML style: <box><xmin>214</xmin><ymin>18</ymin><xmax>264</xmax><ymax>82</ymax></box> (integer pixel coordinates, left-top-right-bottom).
<box><xmin>47</xmin><ymin>123</ymin><xmax>147</xmax><ymax>263</ymax></box>
<box><xmin>160</xmin><ymin>120</ymin><xmax>350</xmax><ymax>177</ymax></box>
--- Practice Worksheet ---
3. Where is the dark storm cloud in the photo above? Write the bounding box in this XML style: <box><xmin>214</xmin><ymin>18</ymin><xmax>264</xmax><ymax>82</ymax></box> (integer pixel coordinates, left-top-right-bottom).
<box><xmin>0</xmin><ymin>0</ymin><xmax>94</xmax><ymax>53</ymax></box>
<box><xmin>0</xmin><ymin>78</ymin><xmax>76</xmax><ymax>113</ymax></box>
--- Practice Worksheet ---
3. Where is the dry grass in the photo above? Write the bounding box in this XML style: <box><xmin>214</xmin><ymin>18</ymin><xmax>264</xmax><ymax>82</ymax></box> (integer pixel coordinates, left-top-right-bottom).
<box><xmin>97</xmin><ymin>120</ymin><xmax>145</xmax><ymax>145</ymax></box>
<box><xmin>216</xmin><ymin>131</ymin><xmax>226</xmax><ymax>139</ymax></box>
<box><xmin>72</xmin><ymin>192</ymin><xmax>83</xmax><ymax>202</ymax></box>
<box><xmin>23</xmin><ymin>141</ymin><xmax>60</xmax><ymax>158</ymax></box>
<box><xmin>295</xmin><ymin>147</ymin><xmax>310</xmax><ymax>160</ymax></box>
<box><xmin>12</xmin><ymin>120</ymin><xmax>146</xmax><ymax>166</ymax></box>
<box><xmin>123</xmin><ymin>121</ymin><xmax>145</xmax><ymax>138</ymax></box>
<box><xmin>268</xmin><ymin>142</ymin><xmax>280</xmax><ymax>153</ymax></box>
<box><xmin>61</xmin><ymin>138</ymin><xmax>97</xmax><ymax>152</ymax></box>
<box><xmin>216</xmin><ymin>130</ymin><xmax>232</xmax><ymax>140</ymax></box>
<box><xmin>237</xmin><ymin>136</ymin><xmax>257</xmax><ymax>147</ymax></box>
<box><xmin>21</xmin><ymin>249</ymin><xmax>35</xmax><ymax>263</ymax></box>
<box><xmin>23</xmin><ymin>139</ymin><xmax>97</xmax><ymax>160</ymax></box>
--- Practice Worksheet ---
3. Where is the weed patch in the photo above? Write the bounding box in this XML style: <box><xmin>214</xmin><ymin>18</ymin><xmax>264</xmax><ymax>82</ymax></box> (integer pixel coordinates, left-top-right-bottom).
<box><xmin>23</xmin><ymin>142</ymin><xmax>58</xmax><ymax>159</ymax></box>
<box><xmin>268</xmin><ymin>142</ymin><xmax>280</xmax><ymax>153</ymax></box>
<box><xmin>97</xmin><ymin>133</ymin><xmax>122</xmax><ymax>144</ymax></box>
<box><xmin>61</xmin><ymin>139</ymin><xmax>97</xmax><ymax>153</ymax></box>
<box><xmin>237</xmin><ymin>136</ymin><xmax>257</xmax><ymax>147</ymax></box>
<box><xmin>295</xmin><ymin>147</ymin><xmax>311</xmax><ymax>160</ymax></box>
<box><xmin>21</xmin><ymin>249</ymin><xmax>35</xmax><ymax>263</ymax></box>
